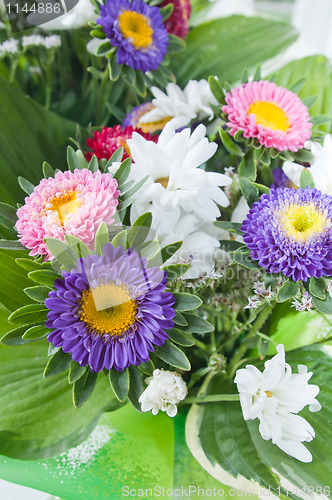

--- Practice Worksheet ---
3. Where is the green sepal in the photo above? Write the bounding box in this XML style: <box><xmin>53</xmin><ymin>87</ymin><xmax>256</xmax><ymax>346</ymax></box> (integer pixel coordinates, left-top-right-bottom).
<box><xmin>173</xmin><ymin>292</ymin><xmax>203</xmax><ymax>312</ymax></box>
<box><xmin>109</xmin><ymin>368</ymin><xmax>130</xmax><ymax>402</ymax></box>
<box><xmin>128</xmin><ymin>365</ymin><xmax>144</xmax><ymax>411</ymax></box>
<box><xmin>154</xmin><ymin>341</ymin><xmax>191</xmax><ymax>371</ymax></box>
<box><xmin>43</xmin><ymin>349</ymin><xmax>72</xmax><ymax>378</ymax></box>
<box><xmin>276</xmin><ymin>280</ymin><xmax>298</xmax><ymax>303</ymax></box>
<box><xmin>73</xmin><ymin>370</ymin><xmax>98</xmax><ymax>408</ymax></box>
<box><xmin>8</xmin><ymin>304</ymin><xmax>49</xmax><ymax>326</ymax></box>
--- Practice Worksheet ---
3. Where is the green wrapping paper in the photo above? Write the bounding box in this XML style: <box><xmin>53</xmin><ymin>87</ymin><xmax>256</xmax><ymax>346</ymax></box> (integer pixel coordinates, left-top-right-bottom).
<box><xmin>0</xmin><ymin>405</ymin><xmax>251</xmax><ymax>499</ymax></box>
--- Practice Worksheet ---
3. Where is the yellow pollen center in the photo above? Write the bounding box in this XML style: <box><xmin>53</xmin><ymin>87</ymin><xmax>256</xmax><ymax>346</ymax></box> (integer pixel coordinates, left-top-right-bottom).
<box><xmin>139</xmin><ymin>116</ymin><xmax>173</xmax><ymax>134</ymax></box>
<box><xmin>279</xmin><ymin>202</ymin><xmax>328</xmax><ymax>242</ymax></box>
<box><xmin>48</xmin><ymin>190</ymin><xmax>81</xmax><ymax>227</ymax></box>
<box><xmin>155</xmin><ymin>177</ymin><xmax>169</xmax><ymax>189</ymax></box>
<box><xmin>118</xmin><ymin>10</ymin><xmax>153</xmax><ymax>49</ymax></box>
<box><xmin>80</xmin><ymin>283</ymin><xmax>137</xmax><ymax>337</ymax></box>
<box><xmin>265</xmin><ymin>391</ymin><xmax>272</xmax><ymax>398</ymax></box>
<box><xmin>248</xmin><ymin>101</ymin><xmax>290</xmax><ymax>132</ymax></box>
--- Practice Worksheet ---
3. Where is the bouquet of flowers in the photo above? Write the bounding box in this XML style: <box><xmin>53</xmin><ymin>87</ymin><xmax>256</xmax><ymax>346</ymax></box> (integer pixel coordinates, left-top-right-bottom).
<box><xmin>0</xmin><ymin>0</ymin><xmax>331</xmax><ymax>497</ymax></box>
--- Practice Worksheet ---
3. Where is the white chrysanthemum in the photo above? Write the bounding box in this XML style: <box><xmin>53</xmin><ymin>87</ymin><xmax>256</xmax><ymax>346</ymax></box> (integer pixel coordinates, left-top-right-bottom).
<box><xmin>139</xmin><ymin>369</ymin><xmax>187</xmax><ymax>417</ymax></box>
<box><xmin>235</xmin><ymin>344</ymin><xmax>321</xmax><ymax>463</ymax></box>
<box><xmin>283</xmin><ymin>134</ymin><xmax>332</xmax><ymax>195</ymax></box>
<box><xmin>27</xmin><ymin>0</ymin><xmax>97</xmax><ymax>30</ymax></box>
<box><xmin>139</xmin><ymin>80</ymin><xmax>218</xmax><ymax>130</ymax></box>
<box><xmin>127</xmin><ymin>122</ymin><xmax>231</xmax><ymax>235</ymax></box>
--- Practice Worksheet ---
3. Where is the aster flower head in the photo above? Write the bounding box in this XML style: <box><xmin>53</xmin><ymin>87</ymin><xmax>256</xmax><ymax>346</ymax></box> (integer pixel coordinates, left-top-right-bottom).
<box><xmin>85</xmin><ymin>125</ymin><xmax>158</xmax><ymax>162</ymax></box>
<box><xmin>125</xmin><ymin>122</ymin><xmax>231</xmax><ymax>238</ymax></box>
<box><xmin>139</xmin><ymin>80</ymin><xmax>218</xmax><ymax>131</ymax></box>
<box><xmin>16</xmin><ymin>169</ymin><xmax>119</xmax><ymax>261</ymax></box>
<box><xmin>241</xmin><ymin>187</ymin><xmax>332</xmax><ymax>282</ymax></box>
<box><xmin>222</xmin><ymin>80</ymin><xmax>312</xmax><ymax>152</ymax></box>
<box><xmin>283</xmin><ymin>134</ymin><xmax>332</xmax><ymax>196</ymax></box>
<box><xmin>235</xmin><ymin>344</ymin><xmax>321</xmax><ymax>462</ymax></box>
<box><xmin>139</xmin><ymin>369</ymin><xmax>187</xmax><ymax>417</ymax></box>
<box><xmin>123</xmin><ymin>102</ymin><xmax>155</xmax><ymax>129</ymax></box>
<box><xmin>160</xmin><ymin>0</ymin><xmax>191</xmax><ymax>40</ymax></box>
<box><xmin>98</xmin><ymin>0</ymin><xmax>169</xmax><ymax>72</ymax></box>
<box><xmin>45</xmin><ymin>243</ymin><xmax>175</xmax><ymax>372</ymax></box>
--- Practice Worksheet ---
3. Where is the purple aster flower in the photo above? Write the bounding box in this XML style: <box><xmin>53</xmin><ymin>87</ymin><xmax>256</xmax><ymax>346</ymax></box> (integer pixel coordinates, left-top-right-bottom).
<box><xmin>98</xmin><ymin>0</ymin><xmax>169</xmax><ymax>72</ymax></box>
<box><xmin>270</xmin><ymin>167</ymin><xmax>295</xmax><ymax>189</ymax></box>
<box><xmin>123</xmin><ymin>102</ymin><xmax>155</xmax><ymax>128</ymax></box>
<box><xmin>241</xmin><ymin>187</ymin><xmax>332</xmax><ymax>282</ymax></box>
<box><xmin>45</xmin><ymin>243</ymin><xmax>175</xmax><ymax>372</ymax></box>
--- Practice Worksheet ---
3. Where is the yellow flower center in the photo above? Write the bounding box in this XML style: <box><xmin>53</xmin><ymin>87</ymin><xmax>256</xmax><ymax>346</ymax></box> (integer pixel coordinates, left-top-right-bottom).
<box><xmin>248</xmin><ymin>101</ymin><xmax>290</xmax><ymax>132</ymax></box>
<box><xmin>48</xmin><ymin>190</ymin><xmax>81</xmax><ymax>227</ymax></box>
<box><xmin>156</xmin><ymin>177</ymin><xmax>169</xmax><ymax>189</ymax></box>
<box><xmin>80</xmin><ymin>283</ymin><xmax>137</xmax><ymax>337</ymax></box>
<box><xmin>139</xmin><ymin>116</ymin><xmax>173</xmax><ymax>134</ymax></box>
<box><xmin>118</xmin><ymin>10</ymin><xmax>153</xmax><ymax>49</ymax></box>
<box><xmin>279</xmin><ymin>202</ymin><xmax>328</xmax><ymax>242</ymax></box>
<box><xmin>265</xmin><ymin>391</ymin><xmax>272</xmax><ymax>398</ymax></box>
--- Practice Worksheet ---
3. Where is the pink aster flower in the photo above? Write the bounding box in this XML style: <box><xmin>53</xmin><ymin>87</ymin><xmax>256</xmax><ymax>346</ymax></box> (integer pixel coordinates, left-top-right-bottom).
<box><xmin>222</xmin><ymin>80</ymin><xmax>312</xmax><ymax>152</ymax></box>
<box><xmin>16</xmin><ymin>169</ymin><xmax>120</xmax><ymax>261</ymax></box>
<box><xmin>160</xmin><ymin>0</ymin><xmax>191</xmax><ymax>40</ymax></box>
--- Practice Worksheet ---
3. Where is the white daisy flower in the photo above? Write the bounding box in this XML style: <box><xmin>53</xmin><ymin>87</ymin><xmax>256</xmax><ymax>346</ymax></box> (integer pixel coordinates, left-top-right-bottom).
<box><xmin>235</xmin><ymin>344</ymin><xmax>321</xmax><ymax>463</ymax></box>
<box><xmin>127</xmin><ymin>122</ymin><xmax>231</xmax><ymax>234</ymax></box>
<box><xmin>283</xmin><ymin>134</ymin><xmax>332</xmax><ymax>195</ymax></box>
<box><xmin>138</xmin><ymin>80</ymin><xmax>218</xmax><ymax>130</ymax></box>
<box><xmin>139</xmin><ymin>369</ymin><xmax>187</xmax><ymax>417</ymax></box>
<box><xmin>27</xmin><ymin>0</ymin><xmax>97</xmax><ymax>31</ymax></box>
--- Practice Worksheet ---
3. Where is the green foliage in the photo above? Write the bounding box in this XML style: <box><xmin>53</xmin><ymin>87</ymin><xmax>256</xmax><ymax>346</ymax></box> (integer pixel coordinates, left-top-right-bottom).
<box><xmin>109</xmin><ymin>368</ymin><xmax>130</xmax><ymax>403</ymax></box>
<box><xmin>154</xmin><ymin>340</ymin><xmax>191</xmax><ymax>371</ymax></box>
<box><xmin>173</xmin><ymin>293</ymin><xmax>203</xmax><ymax>312</ymax></box>
<box><xmin>276</xmin><ymin>280</ymin><xmax>299</xmax><ymax>303</ymax></box>
<box><xmin>0</xmin><ymin>343</ymin><xmax>121</xmax><ymax>459</ymax></box>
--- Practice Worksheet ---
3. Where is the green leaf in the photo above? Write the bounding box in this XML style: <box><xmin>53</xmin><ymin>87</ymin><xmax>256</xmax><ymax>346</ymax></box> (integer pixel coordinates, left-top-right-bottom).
<box><xmin>0</xmin><ymin>202</ymin><xmax>17</xmax><ymax>226</ymax></box>
<box><xmin>106</xmin><ymin>147</ymin><xmax>124</xmax><ymax>170</ymax></box>
<box><xmin>18</xmin><ymin>177</ymin><xmax>34</xmax><ymax>195</ymax></box>
<box><xmin>229</xmin><ymin>249</ymin><xmax>260</xmax><ymax>270</ymax></box>
<box><xmin>113</xmin><ymin>157</ymin><xmax>131</xmax><ymax>185</ymax></box>
<box><xmin>111</xmin><ymin>230</ymin><xmax>127</xmax><ymax>249</ymax></box>
<box><xmin>182</xmin><ymin>312</ymin><xmax>214</xmax><ymax>334</ymax></box>
<box><xmin>311</xmin><ymin>114</ymin><xmax>332</xmax><ymax>124</ymax></box>
<box><xmin>73</xmin><ymin>370</ymin><xmax>98</xmax><ymax>408</ymax></box>
<box><xmin>162</xmin><ymin>263</ymin><xmax>190</xmax><ymax>280</ymax></box>
<box><xmin>167</xmin><ymin>327</ymin><xmax>195</xmax><ymax>347</ymax></box>
<box><xmin>64</xmin><ymin>235</ymin><xmax>91</xmax><ymax>259</ymax></box>
<box><xmin>109</xmin><ymin>368</ymin><xmax>130</xmax><ymax>402</ymax></box>
<box><xmin>155</xmin><ymin>341</ymin><xmax>191</xmax><ymax>371</ymax></box>
<box><xmin>28</xmin><ymin>269</ymin><xmax>62</xmax><ymax>287</ymax></box>
<box><xmin>45</xmin><ymin>238</ymin><xmax>77</xmax><ymax>271</ymax></box>
<box><xmin>8</xmin><ymin>304</ymin><xmax>48</xmax><ymax>326</ymax></box>
<box><xmin>239</xmin><ymin>177</ymin><xmax>260</xmax><ymax>207</ymax></box>
<box><xmin>173</xmin><ymin>310</ymin><xmax>188</xmax><ymax>327</ymax></box>
<box><xmin>68</xmin><ymin>361</ymin><xmax>88</xmax><ymax>384</ymax></box>
<box><xmin>24</xmin><ymin>285</ymin><xmax>51</xmax><ymax>302</ymax></box>
<box><xmin>121</xmin><ymin>65</ymin><xmax>136</xmax><ymax>86</ymax></box>
<box><xmin>0</xmin><ymin>325</ymin><xmax>33</xmax><ymax>346</ymax></box>
<box><xmin>289</xmin><ymin>76</ymin><xmax>306</xmax><ymax>93</ymax></box>
<box><xmin>312</xmin><ymin>294</ymin><xmax>332</xmax><ymax>314</ymax></box>
<box><xmin>0</xmin><ymin>343</ymin><xmax>121</xmax><ymax>459</ymax></box>
<box><xmin>276</xmin><ymin>280</ymin><xmax>299</xmax><ymax>303</ymax></box>
<box><xmin>160</xmin><ymin>3</ymin><xmax>173</xmax><ymax>21</ymax></box>
<box><xmin>42</xmin><ymin>161</ymin><xmax>54</xmax><ymax>179</ymax></box>
<box><xmin>67</xmin><ymin>146</ymin><xmax>82</xmax><ymax>172</ymax></box>
<box><xmin>0</xmin><ymin>250</ymin><xmax>35</xmax><ymax>311</ymax></box>
<box><xmin>171</xmin><ymin>15</ymin><xmax>297</xmax><ymax>86</ymax></box>
<box><xmin>43</xmin><ymin>349</ymin><xmax>72</xmax><ymax>378</ymax></box>
<box><xmin>208</xmin><ymin>76</ymin><xmax>225</xmax><ymax>105</ymax></box>
<box><xmin>22</xmin><ymin>324</ymin><xmax>50</xmax><ymax>341</ymax></box>
<box><xmin>127</xmin><ymin>212</ymin><xmax>152</xmax><ymax>248</ymax></box>
<box><xmin>300</xmin><ymin>168</ymin><xmax>315</xmax><ymax>189</ymax></box>
<box><xmin>138</xmin><ymin>359</ymin><xmax>155</xmax><ymax>376</ymax></box>
<box><xmin>309</xmin><ymin>277</ymin><xmax>326</xmax><ymax>300</ymax></box>
<box><xmin>238</xmin><ymin>149</ymin><xmax>256</xmax><ymax>180</ymax></box>
<box><xmin>0</xmin><ymin>240</ymin><xmax>24</xmax><ymax>250</ymax></box>
<box><xmin>213</xmin><ymin>221</ymin><xmax>243</xmax><ymax>235</ymax></box>
<box><xmin>96</xmin><ymin>40</ymin><xmax>113</xmax><ymax>57</ymax></box>
<box><xmin>173</xmin><ymin>292</ymin><xmax>203</xmax><ymax>312</ymax></box>
<box><xmin>15</xmin><ymin>257</ymin><xmax>51</xmax><ymax>272</ymax></box>
<box><xmin>219</xmin><ymin>127</ymin><xmax>244</xmax><ymax>157</ymax></box>
<box><xmin>95</xmin><ymin>222</ymin><xmax>109</xmax><ymax>256</ymax></box>
<box><xmin>128</xmin><ymin>365</ymin><xmax>144</xmax><ymax>411</ymax></box>
<box><xmin>88</xmin><ymin>155</ymin><xmax>99</xmax><ymax>173</ymax></box>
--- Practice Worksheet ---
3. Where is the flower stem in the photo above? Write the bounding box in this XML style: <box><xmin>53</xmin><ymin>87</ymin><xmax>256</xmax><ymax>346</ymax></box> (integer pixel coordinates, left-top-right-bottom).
<box><xmin>182</xmin><ymin>394</ymin><xmax>240</xmax><ymax>405</ymax></box>
<box><xmin>228</xmin><ymin>303</ymin><xmax>273</xmax><ymax>378</ymax></box>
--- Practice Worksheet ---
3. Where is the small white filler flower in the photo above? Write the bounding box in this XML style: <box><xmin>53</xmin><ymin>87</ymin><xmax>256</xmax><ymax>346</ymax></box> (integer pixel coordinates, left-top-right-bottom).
<box><xmin>139</xmin><ymin>369</ymin><xmax>187</xmax><ymax>417</ymax></box>
<box><xmin>235</xmin><ymin>344</ymin><xmax>321</xmax><ymax>463</ymax></box>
